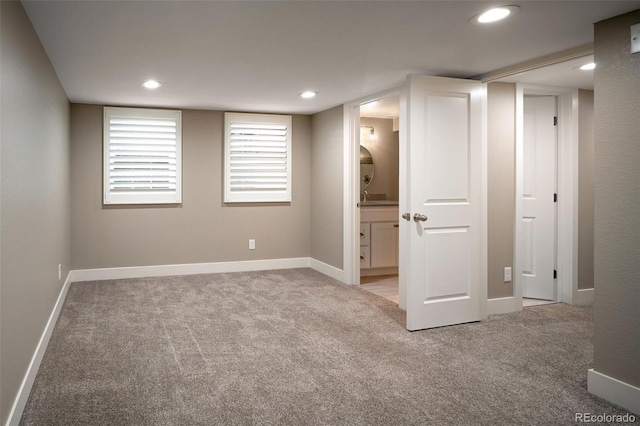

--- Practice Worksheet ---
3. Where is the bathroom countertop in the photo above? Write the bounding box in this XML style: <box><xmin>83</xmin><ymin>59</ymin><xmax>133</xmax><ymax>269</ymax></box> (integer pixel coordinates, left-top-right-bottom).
<box><xmin>360</xmin><ymin>200</ymin><xmax>399</xmax><ymax>207</ymax></box>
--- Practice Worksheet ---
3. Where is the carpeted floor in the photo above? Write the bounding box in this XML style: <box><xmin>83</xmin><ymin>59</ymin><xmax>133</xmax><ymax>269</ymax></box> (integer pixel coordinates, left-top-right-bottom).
<box><xmin>20</xmin><ymin>268</ymin><xmax>634</xmax><ymax>425</ymax></box>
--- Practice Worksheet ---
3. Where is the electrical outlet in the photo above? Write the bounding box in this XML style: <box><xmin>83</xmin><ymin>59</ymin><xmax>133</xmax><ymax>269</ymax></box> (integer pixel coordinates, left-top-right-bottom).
<box><xmin>504</xmin><ymin>267</ymin><xmax>512</xmax><ymax>282</ymax></box>
<box><xmin>249</xmin><ymin>239</ymin><xmax>256</xmax><ymax>250</ymax></box>
<box><xmin>58</xmin><ymin>264</ymin><xmax>62</xmax><ymax>281</ymax></box>
<box><xmin>631</xmin><ymin>23</ymin><xmax>640</xmax><ymax>54</ymax></box>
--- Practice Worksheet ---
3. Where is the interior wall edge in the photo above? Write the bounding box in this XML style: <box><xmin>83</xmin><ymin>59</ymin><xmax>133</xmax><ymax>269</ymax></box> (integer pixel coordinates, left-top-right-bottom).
<box><xmin>1</xmin><ymin>1</ymin><xmax>72</xmax><ymax>423</ymax></box>
<box><xmin>309</xmin><ymin>105</ymin><xmax>344</xmax><ymax>271</ymax></box>
<box><xmin>4</xmin><ymin>273</ymin><xmax>72</xmax><ymax>426</ymax></box>
<box><xmin>486</xmin><ymin>82</ymin><xmax>516</xmax><ymax>300</ymax></box>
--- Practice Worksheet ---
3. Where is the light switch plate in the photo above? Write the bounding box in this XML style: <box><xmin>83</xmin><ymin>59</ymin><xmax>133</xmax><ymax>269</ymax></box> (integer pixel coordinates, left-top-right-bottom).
<box><xmin>632</xmin><ymin>23</ymin><xmax>640</xmax><ymax>54</ymax></box>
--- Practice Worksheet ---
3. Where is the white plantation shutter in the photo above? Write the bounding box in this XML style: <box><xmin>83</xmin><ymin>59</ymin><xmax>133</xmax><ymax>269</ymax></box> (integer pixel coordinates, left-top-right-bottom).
<box><xmin>104</xmin><ymin>107</ymin><xmax>182</xmax><ymax>204</ymax></box>
<box><xmin>224</xmin><ymin>113</ymin><xmax>292</xmax><ymax>202</ymax></box>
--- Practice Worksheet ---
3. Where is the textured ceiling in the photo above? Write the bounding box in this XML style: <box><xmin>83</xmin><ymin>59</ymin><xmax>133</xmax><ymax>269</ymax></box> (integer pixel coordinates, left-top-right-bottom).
<box><xmin>22</xmin><ymin>1</ymin><xmax>640</xmax><ymax>114</ymax></box>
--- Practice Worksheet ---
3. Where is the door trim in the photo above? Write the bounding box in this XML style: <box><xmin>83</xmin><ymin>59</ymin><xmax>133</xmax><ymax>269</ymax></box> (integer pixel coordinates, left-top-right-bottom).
<box><xmin>343</xmin><ymin>80</ymin><xmax>487</xmax><ymax>317</ymax></box>
<box><xmin>515</xmin><ymin>84</ymin><xmax>579</xmax><ymax>305</ymax></box>
<box><xmin>342</xmin><ymin>88</ymin><xmax>402</xmax><ymax>291</ymax></box>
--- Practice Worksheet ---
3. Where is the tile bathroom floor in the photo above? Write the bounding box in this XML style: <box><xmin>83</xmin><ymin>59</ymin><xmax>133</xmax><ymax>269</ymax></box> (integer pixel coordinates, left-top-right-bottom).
<box><xmin>360</xmin><ymin>275</ymin><xmax>398</xmax><ymax>304</ymax></box>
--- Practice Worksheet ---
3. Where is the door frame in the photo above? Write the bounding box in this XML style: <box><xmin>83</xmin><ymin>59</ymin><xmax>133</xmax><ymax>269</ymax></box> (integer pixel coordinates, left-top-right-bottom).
<box><xmin>514</xmin><ymin>84</ymin><xmax>579</xmax><ymax>306</ymax></box>
<box><xmin>343</xmin><ymin>78</ymin><xmax>488</xmax><ymax>317</ymax></box>
<box><xmin>342</xmin><ymin>87</ymin><xmax>405</xmax><ymax>304</ymax></box>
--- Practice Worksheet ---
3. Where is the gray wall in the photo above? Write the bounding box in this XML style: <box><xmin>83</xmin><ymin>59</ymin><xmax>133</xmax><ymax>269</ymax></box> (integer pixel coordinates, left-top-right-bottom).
<box><xmin>310</xmin><ymin>106</ymin><xmax>344</xmax><ymax>269</ymax></box>
<box><xmin>593</xmin><ymin>10</ymin><xmax>640</xmax><ymax>388</ymax></box>
<box><xmin>71</xmin><ymin>105</ymin><xmax>310</xmax><ymax>269</ymax></box>
<box><xmin>578</xmin><ymin>90</ymin><xmax>595</xmax><ymax>290</ymax></box>
<box><xmin>359</xmin><ymin>117</ymin><xmax>399</xmax><ymax>201</ymax></box>
<box><xmin>487</xmin><ymin>82</ymin><xmax>516</xmax><ymax>299</ymax></box>
<box><xmin>0</xmin><ymin>1</ymin><xmax>71</xmax><ymax>423</ymax></box>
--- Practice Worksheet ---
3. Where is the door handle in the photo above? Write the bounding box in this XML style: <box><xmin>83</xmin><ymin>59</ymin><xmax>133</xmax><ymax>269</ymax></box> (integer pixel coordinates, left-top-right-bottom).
<box><xmin>413</xmin><ymin>213</ymin><xmax>428</xmax><ymax>222</ymax></box>
<box><xmin>402</xmin><ymin>213</ymin><xmax>411</xmax><ymax>221</ymax></box>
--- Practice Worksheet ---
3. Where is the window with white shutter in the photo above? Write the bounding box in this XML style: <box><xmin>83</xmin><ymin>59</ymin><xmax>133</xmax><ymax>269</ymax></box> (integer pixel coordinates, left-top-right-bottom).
<box><xmin>103</xmin><ymin>107</ymin><xmax>182</xmax><ymax>205</ymax></box>
<box><xmin>224</xmin><ymin>112</ymin><xmax>292</xmax><ymax>203</ymax></box>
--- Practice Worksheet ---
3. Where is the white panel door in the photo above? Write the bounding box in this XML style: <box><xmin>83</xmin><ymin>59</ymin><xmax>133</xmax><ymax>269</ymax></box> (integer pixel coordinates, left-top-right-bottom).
<box><xmin>405</xmin><ymin>75</ymin><xmax>485</xmax><ymax>331</ymax></box>
<box><xmin>522</xmin><ymin>96</ymin><xmax>556</xmax><ymax>300</ymax></box>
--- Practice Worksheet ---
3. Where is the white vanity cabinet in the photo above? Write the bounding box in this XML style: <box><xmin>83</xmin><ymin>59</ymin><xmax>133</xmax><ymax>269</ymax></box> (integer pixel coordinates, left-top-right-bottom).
<box><xmin>359</xmin><ymin>222</ymin><xmax>371</xmax><ymax>269</ymax></box>
<box><xmin>360</xmin><ymin>206</ymin><xmax>399</xmax><ymax>274</ymax></box>
<box><xmin>370</xmin><ymin>222</ymin><xmax>399</xmax><ymax>267</ymax></box>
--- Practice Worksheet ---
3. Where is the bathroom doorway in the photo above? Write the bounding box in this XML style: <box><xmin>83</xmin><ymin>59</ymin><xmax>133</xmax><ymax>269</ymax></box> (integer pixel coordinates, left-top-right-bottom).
<box><xmin>357</xmin><ymin>96</ymin><xmax>401</xmax><ymax>304</ymax></box>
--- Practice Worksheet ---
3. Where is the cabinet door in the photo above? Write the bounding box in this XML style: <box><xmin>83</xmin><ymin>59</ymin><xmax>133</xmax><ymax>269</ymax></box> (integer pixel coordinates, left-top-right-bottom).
<box><xmin>360</xmin><ymin>246</ymin><xmax>371</xmax><ymax>269</ymax></box>
<box><xmin>360</xmin><ymin>222</ymin><xmax>371</xmax><ymax>246</ymax></box>
<box><xmin>371</xmin><ymin>222</ymin><xmax>399</xmax><ymax>268</ymax></box>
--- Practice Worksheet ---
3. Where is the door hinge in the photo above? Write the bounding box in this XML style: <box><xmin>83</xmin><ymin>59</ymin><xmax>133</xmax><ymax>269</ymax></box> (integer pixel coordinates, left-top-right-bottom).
<box><xmin>553</xmin><ymin>269</ymin><xmax>557</xmax><ymax>279</ymax></box>
<box><xmin>553</xmin><ymin>116</ymin><xmax>558</xmax><ymax>126</ymax></box>
<box><xmin>554</xmin><ymin>193</ymin><xmax>558</xmax><ymax>203</ymax></box>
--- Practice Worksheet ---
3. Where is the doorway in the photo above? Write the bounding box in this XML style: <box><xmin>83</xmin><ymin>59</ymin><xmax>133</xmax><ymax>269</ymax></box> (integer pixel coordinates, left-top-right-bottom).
<box><xmin>344</xmin><ymin>76</ymin><xmax>487</xmax><ymax>330</ymax></box>
<box><xmin>514</xmin><ymin>84</ymin><xmax>580</xmax><ymax>307</ymax></box>
<box><xmin>357</xmin><ymin>96</ymin><xmax>401</xmax><ymax>304</ymax></box>
<box><xmin>488</xmin><ymin>54</ymin><xmax>594</xmax><ymax>313</ymax></box>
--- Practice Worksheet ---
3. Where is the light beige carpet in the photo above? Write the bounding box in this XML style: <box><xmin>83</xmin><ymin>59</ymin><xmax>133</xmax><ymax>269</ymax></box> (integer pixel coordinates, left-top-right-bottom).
<box><xmin>20</xmin><ymin>268</ymin><xmax>633</xmax><ymax>425</ymax></box>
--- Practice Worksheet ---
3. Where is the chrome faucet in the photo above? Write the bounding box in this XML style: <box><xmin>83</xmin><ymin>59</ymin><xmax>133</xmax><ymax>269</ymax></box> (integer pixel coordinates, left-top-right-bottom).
<box><xmin>362</xmin><ymin>190</ymin><xmax>369</xmax><ymax>202</ymax></box>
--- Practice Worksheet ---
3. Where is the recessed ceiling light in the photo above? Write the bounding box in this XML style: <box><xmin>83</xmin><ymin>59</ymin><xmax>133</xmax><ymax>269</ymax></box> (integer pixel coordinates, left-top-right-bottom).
<box><xmin>470</xmin><ymin>5</ymin><xmax>520</xmax><ymax>24</ymax></box>
<box><xmin>300</xmin><ymin>91</ymin><xmax>317</xmax><ymax>99</ymax></box>
<box><xmin>142</xmin><ymin>80</ymin><xmax>161</xmax><ymax>89</ymax></box>
<box><xmin>579</xmin><ymin>63</ymin><xmax>596</xmax><ymax>71</ymax></box>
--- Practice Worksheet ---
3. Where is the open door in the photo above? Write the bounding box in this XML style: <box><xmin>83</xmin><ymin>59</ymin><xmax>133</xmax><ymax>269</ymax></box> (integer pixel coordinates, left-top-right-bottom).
<box><xmin>405</xmin><ymin>75</ymin><xmax>486</xmax><ymax>331</ymax></box>
<box><xmin>521</xmin><ymin>96</ymin><xmax>557</xmax><ymax>301</ymax></box>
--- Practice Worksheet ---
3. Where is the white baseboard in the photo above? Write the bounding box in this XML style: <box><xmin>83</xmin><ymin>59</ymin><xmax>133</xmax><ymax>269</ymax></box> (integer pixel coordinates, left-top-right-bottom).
<box><xmin>575</xmin><ymin>288</ymin><xmax>594</xmax><ymax>305</ymax></box>
<box><xmin>588</xmin><ymin>369</ymin><xmax>640</xmax><ymax>415</ymax></box>
<box><xmin>70</xmin><ymin>257</ymin><xmax>347</xmax><ymax>286</ymax></box>
<box><xmin>309</xmin><ymin>258</ymin><xmax>344</xmax><ymax>282</ymax></box>
<box><xmin>487</xmin><ymin>296</ymin><xmax>522</xmax><ymax>315</ymax></box>
<box><xmin>6</xmin><ymin>273</ymin><xmax>71</xmax><ymax>426</ymax></box>
<box><xmin>69</xmin><ymin>257</ymin><xmax>311</xmax><ymax>282</ymax></box>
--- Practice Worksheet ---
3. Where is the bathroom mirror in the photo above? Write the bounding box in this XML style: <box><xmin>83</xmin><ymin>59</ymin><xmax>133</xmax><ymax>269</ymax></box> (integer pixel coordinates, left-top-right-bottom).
<box><xmin>360</xmin><ymin>145</ymin><xmax>374</xmax><ymax>191</ymax></box>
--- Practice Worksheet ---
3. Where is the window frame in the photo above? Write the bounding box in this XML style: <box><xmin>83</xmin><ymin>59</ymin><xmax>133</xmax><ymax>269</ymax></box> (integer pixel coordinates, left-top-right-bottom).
<box><xmin>224</xmin><ymin>112</ymin><xmax>292</xmax><ymax>203</ymax></box>
<box><xmin>103</xmin><ymin>107</ymin><xmax>182</xmax><ymax>205</ymax></box>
